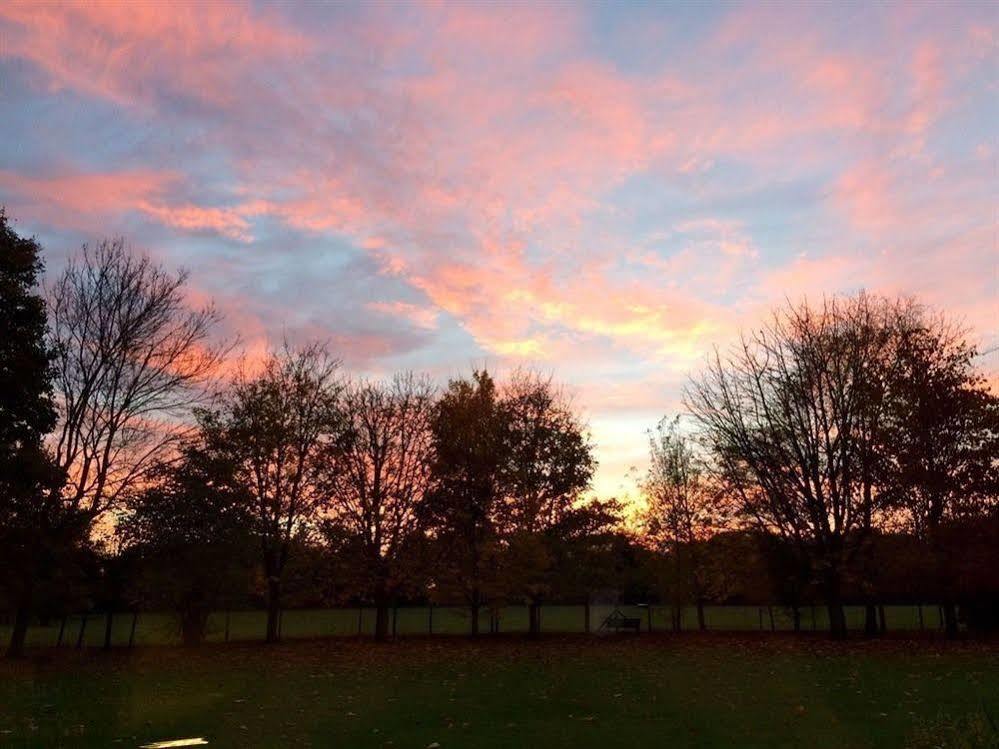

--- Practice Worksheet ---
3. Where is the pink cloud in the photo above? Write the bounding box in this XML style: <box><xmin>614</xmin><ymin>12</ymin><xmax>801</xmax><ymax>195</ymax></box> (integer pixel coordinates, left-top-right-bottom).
<box><xmin>0</xmin><ymin>0</ymin><xmax>310</xmax><ymax>111</ymax></box>
<box><xmin>1</xmin><ymin>2</ymin><xmax>994</xmax><ymax>495</ymax></box>
<box><xmin>0</xmin><ymin>169</ymin><xmax>256</xmax><ymax>241</ymax></box>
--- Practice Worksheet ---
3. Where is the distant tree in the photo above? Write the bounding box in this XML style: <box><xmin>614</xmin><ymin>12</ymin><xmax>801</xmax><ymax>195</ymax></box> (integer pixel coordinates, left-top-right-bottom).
<box><xmin>544</xmin><ymin>498</ymin><xmax>625</xmax><ymax>602</ymax></box>
<box><xmin>48</xmin><ymin>239</ymin><xmax>226</xmax><ymax>525</ymax></box>
<box><xmin>423</xmin><ymin>370</ymin><xmax>507</xmax><ymax>635</ymax></box>
<box><xmin>122</xmin><ymin>442</ymin><xmax>255</xmax><ymax>646</ymax></box>
<box><xmin>325</xmin><ymin>373</ymin><xmax>435</xmax><ymax>640</ymax></box>
<box><xmin>687</xmin><ymin>296</ymin><xmax>898</xmax><ymax>638</ymax></box>
<box><xmin>641</xmin><ymin>415</ymin><xmax>723</xmax><ymax>631</ymax></box>
<box><xmin>757</xmin><ymin>534</ymin><xmax>813</xmax><ymax>632</ymax></box>
<box><xmin>882</xmin><ymin>312</ymin><xmax>999</xmax><ymax>637</ymax></box>
<box><xmin>499</xmin><ymin>371</ymin><xmax>595</xmax><ymax>637</ymax></box>
<box><xmin>0</xmin><ymin>211</ymin><xmax>77</xmax><ymax>658</ymax></box>
<box><xmin>199</xmin><ymin>344</ymin><xmax>342</xmax><ymax>643</ymax></box>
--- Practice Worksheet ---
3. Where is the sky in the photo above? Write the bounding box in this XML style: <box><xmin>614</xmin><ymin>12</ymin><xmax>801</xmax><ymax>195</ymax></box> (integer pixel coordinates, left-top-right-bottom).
<box><xmin>0</xmin><ymin>0</ymin><xmax>996</xmax><ymax>500</ymax></box>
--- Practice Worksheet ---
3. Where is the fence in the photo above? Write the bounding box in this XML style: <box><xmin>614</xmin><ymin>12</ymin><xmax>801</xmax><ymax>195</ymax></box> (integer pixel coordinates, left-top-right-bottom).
<box><xmin>1</xmin><ymin>604</ymin><xmax>955</xmax><ymax>649</ymax></box>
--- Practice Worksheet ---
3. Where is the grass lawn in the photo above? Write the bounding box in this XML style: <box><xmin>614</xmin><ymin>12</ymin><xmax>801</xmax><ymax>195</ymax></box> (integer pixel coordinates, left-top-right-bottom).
<box><xmin>2</xmin><ymin>635</ymin><xmax>997</xmax><ymax>748</ymax></box>
<box><xmin>2</xmin><ymin>605</ymin><xmax>949</xmax><ymax>648</ymax></box>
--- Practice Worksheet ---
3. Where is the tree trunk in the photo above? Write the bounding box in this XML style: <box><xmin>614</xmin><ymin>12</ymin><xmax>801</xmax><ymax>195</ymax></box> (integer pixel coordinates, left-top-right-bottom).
<box><xmin>823</xmin><ymin>571</ymin><xmax>848</xmax><ymax>639</ymax></box>
<box><xmin>528</xmin><ymin>601</ymin><xmax>541</xmax><ymax>638</ymax></box>
<box><xmin>791</xmin><ymin>604</ymin><xmax>801</xmax><ymax>633</ymax></box>
<box><xmin>827</xmin><ymin>602</ymin><xmax>847</xmax><ymax>639</ymax></box>
<box><xmin>374</xmin><ymin>602</ymin><xmax>390</xmax><ymax>641</ymax></box>
<box><xmin>265</xmin><ymin>577</ymin><xmax>282</xmax><ymax>643</ymax></box>
<box><xmin>6</xmin><ymin>605</ymin><xmax>30</xmax><ymax>659</ymax></box>
<box><xmin>864</xmin><ymin>603</ymin><xmax>879</xmax><ymax>637</ymax></box>
<box><xmin>468</xmin><ymin>590</ymin><xmax>482</xmax><ymax>637</ymax></box>
<box><xmin>942</xmin><ymin>601</ymin><xmax>959</xmax><ymax>639</ymax></box>
<box><xmin>696</xmin><ymin>600</ymin><xmax>706</xmax><ymax>631</ymax></box>
<box><xmin>181</xmin><ymin>607</ymin><xmax>208</xmax><ymax>647</ymax></box>
<box><xmin>103</xmin><ymin>610</ymin><xmax>114</xmax><ymax>650</ymax></box>
<box><xmin>76</xmin><ymin>613</ymin><xmax>88</xmax><ymax>649</ymax></box>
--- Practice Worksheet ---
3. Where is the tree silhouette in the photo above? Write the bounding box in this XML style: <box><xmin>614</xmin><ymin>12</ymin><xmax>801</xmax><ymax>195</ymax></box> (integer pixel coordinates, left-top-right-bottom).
<box><xmin>324</xmin><ymin>373</ymin><xmax>436</xmax><ymax>641</ymax></box>
<box><xmin>424</xmin><ymin>370</ymin><xmax>507</xmax><ymax>635</ymax></box>
<box><xmin>198</xmin><ymin>344</ymin><xmax>342</xmax><ymax>643</ymax></box>
<box><xmin>0</xmin><ymin>211</ymin><xmax>74</xmax><ymax>658</ymax></box>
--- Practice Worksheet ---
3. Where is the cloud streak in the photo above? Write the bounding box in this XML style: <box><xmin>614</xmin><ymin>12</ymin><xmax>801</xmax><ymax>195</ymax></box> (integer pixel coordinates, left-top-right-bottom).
<box><xmin>1</xmin><ymin>0</ymin><xmax>995</xmax><ymax>497</ymax></box>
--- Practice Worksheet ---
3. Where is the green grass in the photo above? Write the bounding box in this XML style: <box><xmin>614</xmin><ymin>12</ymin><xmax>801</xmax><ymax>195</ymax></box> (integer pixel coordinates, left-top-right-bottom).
<box><xmin>1</xmin><ymin>605</ymin><xmax>949</xmax><ymax>648</ymax></box>
<box><xmin>2</xmin><ymin>635</ymin><xmax>997</xmax><ymax>748</ymax></box>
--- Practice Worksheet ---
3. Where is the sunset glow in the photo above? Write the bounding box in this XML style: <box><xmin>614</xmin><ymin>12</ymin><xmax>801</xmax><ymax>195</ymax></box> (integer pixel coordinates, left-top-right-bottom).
<box><xmin>1</xmin><ymin>0</ymin><xmax>995</xmax><ymax>498</ymax></box>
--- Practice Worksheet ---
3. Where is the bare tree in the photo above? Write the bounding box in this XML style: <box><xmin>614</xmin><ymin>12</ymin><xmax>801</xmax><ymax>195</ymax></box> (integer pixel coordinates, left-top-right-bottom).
<box><xmin>199</xmin><ymin>343</ymin><xmax>342</xmax><ymax>643</ymax></box>
<box><xmin>641</xmin><ymin>415</ymin><xmax>722</xmax><ymax>631</ymax></box>
<box><xmin>686</xmin><ymin>296</ymin><xmax>896</xmax><ymax>638</ymax></box>
<box><xmin>48</xmin><ymin>239</ymin><xmax>226</xmax><ymax>524</ymax></box>
<box><xmin>324</xmin><ymin>373</ymin><xmax>436</xmax><ymax>640</ymax></box>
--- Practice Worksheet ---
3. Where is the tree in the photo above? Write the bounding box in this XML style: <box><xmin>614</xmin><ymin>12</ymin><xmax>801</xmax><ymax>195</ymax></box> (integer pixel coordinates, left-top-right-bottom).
<box><xmin>543</xmin><ymin>498</ymin><xmax>625</xmax><ymax>604</ymax></box>
<box><xmin>325</xmin><ymin>373</ymin><xmax>435</xmax><ymax>640</ymax></box>
<box><xmin>122</xmin><ymin>442</ymin><xmax>255</xmax><ymax>646</ymax></box>
<box><xmin>199</xmin><ymin>343</ymin><xmax>342</xmax><ymax>643</ymax></box>
<box><xmin>883</xmin><ymin>312</ymin><xmax>999</xmax><ymax>637</ymax></box>
<box><xmin>499</xmin><ymin>371</ymin><xmax>595</xmax><ymax>636</ymax></box>
<box><xmin>48</xmin><ymin>239</ymin><xmax>226</xmax><ymax>525</ymax></box>
<box><xmin>0</xmin><ymin>210</ymin><xmax>75</xmax><ymax>657</ymax></box>
<box><xmin>423</xmin><ymin>370</ymin><xmax>507</xmax><ymax>635</ymax></box>
<box><xmin>686</xmin><ymin>296</ymin><xmax>898</xmax><ymax>638</ymax></box>
<box><xmin>641</xmin><ymin>415</ymin><xmax>723</xmax><ymax>631</ymax></box>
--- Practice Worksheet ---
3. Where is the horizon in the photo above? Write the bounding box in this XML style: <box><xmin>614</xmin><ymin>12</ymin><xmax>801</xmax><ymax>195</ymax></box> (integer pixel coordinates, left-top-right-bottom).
<box><xmin>1</xmin><ymin>1</ymin><xmax>996</xmax><ymax>500</ymax></box>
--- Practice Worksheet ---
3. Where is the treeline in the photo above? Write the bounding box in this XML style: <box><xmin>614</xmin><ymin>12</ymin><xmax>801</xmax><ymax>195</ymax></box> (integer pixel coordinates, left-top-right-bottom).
<box><xmin>1</xmin><ymin>213</ymin><xmax>997</xmax><ymax>656</ymax></box>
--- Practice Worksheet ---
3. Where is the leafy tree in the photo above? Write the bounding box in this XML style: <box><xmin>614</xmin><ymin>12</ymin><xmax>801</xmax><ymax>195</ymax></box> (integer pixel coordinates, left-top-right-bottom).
<box><xmin>199</xmin><ymin>344</ymin><xmax>342</xmax><ymax>642</ymax></box>
<box><xmin>122</xmin><ymin>443</ymin><xmax>255</xmax><ymax>646</ymax></box>
<box><xmin>641</xmin><ymin>415</ymin><xmax>724</xmax><ymax>630</ymax></box>
<box><xmin>499</xmin><ymin>371</ymin><xmax>595</xmax><ymax>636</ymax></box>
<box><xmin>0</xmin><ymin>211</ymin><xmax>75</xmax><ymax>657</ymax></box>
<box><xmin>423</xmin><ymin>370</ymin><xmax>507</xmax><ymax>635</ymax></box>
<box><xmin>882</xmin><ymin>312</ymin><xmax>999</xmax><ymax>637</ymax></box>
<box><xmin>324</xmin><ymin>373</ymin><xmax>436</xmax><ymax>640</ymax></box>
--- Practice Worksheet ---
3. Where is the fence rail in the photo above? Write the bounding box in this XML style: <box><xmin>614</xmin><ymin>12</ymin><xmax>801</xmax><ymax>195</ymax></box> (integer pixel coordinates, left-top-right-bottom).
<box><xmin>2</xmin><ymin>604</ymin><xmax>954</xmax><ymax>649</ymax></box>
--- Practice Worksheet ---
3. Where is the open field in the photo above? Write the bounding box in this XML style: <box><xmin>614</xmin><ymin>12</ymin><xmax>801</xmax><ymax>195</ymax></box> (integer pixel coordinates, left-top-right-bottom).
<box><xmin>2</xmin><ymin>635</ymin><xmax>997</xmax><ymax>748</ymax></box>
<box><xmin>0</xmin><ymin>605</ymin><xmax>953</xmax><ymax>648</ymax></box>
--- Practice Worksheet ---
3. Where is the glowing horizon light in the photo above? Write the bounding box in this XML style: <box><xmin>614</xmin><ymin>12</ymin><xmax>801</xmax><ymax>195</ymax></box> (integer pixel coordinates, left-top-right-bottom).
<box><xmin>139</xmin><ymin>740</ymin><xmax>209</xmax><ymax>748</ymax></box>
